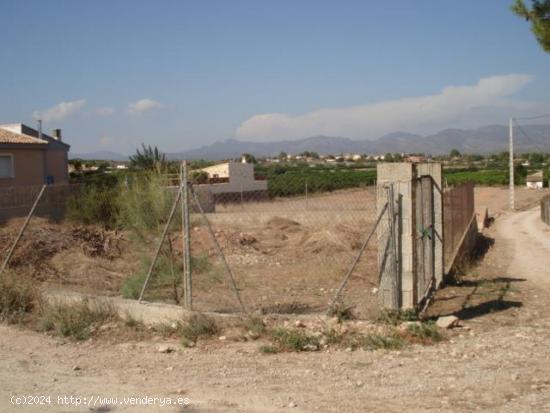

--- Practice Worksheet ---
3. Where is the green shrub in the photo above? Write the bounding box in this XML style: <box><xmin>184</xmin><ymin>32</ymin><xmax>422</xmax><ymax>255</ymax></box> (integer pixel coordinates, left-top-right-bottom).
<box><xmin>361</xmin><ymin>333</ymin><xmax>405</xmax><ymax>351</ymax></box>
<box><xmin>66</xmin><ymin>184</ymin><xmax>120</xmax><ymax>228</ymax></box>
<box><xmin>0</xmin><ymin>274</ymin><xmax>38</xmax><ymax>324</ymax></box>
<box><xmin>258</xmin><ymin>345</ymin><xmax>278</xmax><ymax>354</ymax></box>
<box><xmin>242</xmin><ymin>315</ymin><xmax>266</xmax><ymax>336</ymax></box>
<box><xmin>117</xmin><ymin>173</ymin><xmax>178</xmax><ymax>237</ymax></box>
<box><xmin>376</xmin><ymin>309</ymin><xmax>418</xmax><ymax>326</ymax></box>
<box><xmin>39</xmin><ymin>299</ymin><xmax>117</xmax><ymax>340</ymax></box>
<box><xmin>121</xmin><ymin>253</ymin><xmax>181</xmax><ymax>300</ymax></box>
<box><xmin>407</xmin><ymin>321</ymin><xmax>442</xmax><ymax>343</ymax></box>
<box><xmin>269</xmin><ymin>328</ymin><xmax>319</xmax><ymax>351</ymax></box>
<box><xmin>180</xmin><ymin>313</ymin><xmax>219</xmax><ymax>344</ymax></box>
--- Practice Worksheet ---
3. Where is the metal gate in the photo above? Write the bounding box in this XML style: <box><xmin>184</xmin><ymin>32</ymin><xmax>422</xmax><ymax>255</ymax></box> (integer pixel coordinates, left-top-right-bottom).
<box><xmin>415</xmin><ymin>175</ymin><xmax>436</xmax><ymax>303</ymax></box>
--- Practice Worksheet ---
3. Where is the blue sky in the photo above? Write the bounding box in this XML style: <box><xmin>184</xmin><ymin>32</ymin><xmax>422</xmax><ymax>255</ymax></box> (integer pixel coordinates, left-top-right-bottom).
<box><xmin>1</xmin><ymin>0</ymin><xmax>549</xmax><ymax>154</ymax></box>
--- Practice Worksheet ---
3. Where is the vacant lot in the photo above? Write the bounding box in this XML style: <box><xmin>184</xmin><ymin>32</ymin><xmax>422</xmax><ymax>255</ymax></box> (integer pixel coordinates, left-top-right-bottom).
<box><xmin>1</xmin><ymin>187</ymin><xmax>379</xmax><ymax>318</ymax></box>
<box><xmin>1</xmin><ymin>205</ymin><xmax>550</xmax><ymax>412</ymax></box>
<box><xmin>0</xmin><ymin>185</ymin><xmax>547</xmax><ymax>320</ymax></box>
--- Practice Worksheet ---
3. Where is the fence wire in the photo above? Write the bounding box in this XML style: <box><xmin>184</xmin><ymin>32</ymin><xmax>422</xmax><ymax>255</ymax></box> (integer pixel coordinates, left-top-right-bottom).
<box><xmin>0</xmin><ymin>172</ymin><xmax>384</xmax><ymax>319</ymax></box>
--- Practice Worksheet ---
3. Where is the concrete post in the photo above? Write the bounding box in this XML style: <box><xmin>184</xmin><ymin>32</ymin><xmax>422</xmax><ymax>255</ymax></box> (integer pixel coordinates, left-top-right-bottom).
<box><xmin>377</xmin><ymin>163</ymin><xmax>416</xmax><ymax>309</ymax></box>
<box><xmin>377</xmin><ymin>162</ymin><xmax>443</xmax><ymax>309</ymax></box>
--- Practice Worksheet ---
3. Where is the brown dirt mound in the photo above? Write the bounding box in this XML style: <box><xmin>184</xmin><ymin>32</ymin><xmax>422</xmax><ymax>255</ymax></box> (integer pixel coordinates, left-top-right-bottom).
<box><xmin>265</xmin><ymin>217</ymin><xmax>300</xmax><ymax>231</ymax></box>
<box><xmin>0</xmin><ymin>218</ymin><xmax>122</xmax><ymax>278</ymax></box>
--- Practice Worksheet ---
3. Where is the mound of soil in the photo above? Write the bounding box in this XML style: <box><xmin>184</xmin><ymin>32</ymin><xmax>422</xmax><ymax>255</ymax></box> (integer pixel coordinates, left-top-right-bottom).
<box><xmin>0</xmin><ymin>218</ymin><xmax>122</xmax><ymax>278</ymax></box>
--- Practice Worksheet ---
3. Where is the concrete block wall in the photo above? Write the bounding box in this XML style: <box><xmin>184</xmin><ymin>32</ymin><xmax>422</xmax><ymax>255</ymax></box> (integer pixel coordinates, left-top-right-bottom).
<box><xmin>377</xmin><ymin>162</ymin><xmax>443</xmax><ymax>309</ymax></box>
<box><xmin>377</xmin><ymin>163</ymin><xmax>416</xmax><ymax>309</ymax></box>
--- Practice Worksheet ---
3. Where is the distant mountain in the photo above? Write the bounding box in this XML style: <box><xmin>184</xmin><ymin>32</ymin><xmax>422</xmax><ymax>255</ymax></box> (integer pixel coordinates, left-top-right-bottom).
<box><xmin>70</xmin><ymin>151</ymin><xmax>128</xmax><ymax>161</ymax></box>
<box><xmin>169</xmin><ymin>124</ymin><xmax>550</xmax><ymax>160</ymax></box>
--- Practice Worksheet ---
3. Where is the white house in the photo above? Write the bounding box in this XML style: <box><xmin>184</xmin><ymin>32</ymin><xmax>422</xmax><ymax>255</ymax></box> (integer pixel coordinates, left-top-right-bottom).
<box><xmin>199</xmin><ymin>161</ymin><xmax>268</xmax><ymax>196</ymax></box>
<box><xmin>526</xmin><ymin>171</ymin><xmax>544</xmax><ymax>189</ymax></box>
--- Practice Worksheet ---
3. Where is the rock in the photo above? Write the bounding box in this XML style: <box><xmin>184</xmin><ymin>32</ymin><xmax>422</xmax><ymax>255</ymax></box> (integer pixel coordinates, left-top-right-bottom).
<box><xmin>157</xmin><ymin>345</ymin><xmax>175</xmax><ymax>353</ymax></box>
<box><xmin>72</xmin><ymin>365</ymin><xmax>81</xmax><ymax>371</ymax></box>
<box><xmin>294</xmin><ymin>320</ymin><xmax>305</xmax><ymax>328</ymax></box>
<box><xmin>218</xmin><ymin>336</ymin><xmax>227</xmax><ymax>341</ymax></box>
<box><xmin>247</xmin><ymin>330</ymin><xmax>261</xmax><ymax>340</ymax></box>
<box><xmin>302</xmin><ymin>344</ymin><xmax>319</xmax><ymax>352</ymax></box>
<box><xmin>288</xmin><ymin>401</ymin><xmax>297</xmax><ymax>408</ymax></box>
<box><xmin>436</xmin><ymin>315</ymin><xmax>459</xmax><ymax>329</ymax></box>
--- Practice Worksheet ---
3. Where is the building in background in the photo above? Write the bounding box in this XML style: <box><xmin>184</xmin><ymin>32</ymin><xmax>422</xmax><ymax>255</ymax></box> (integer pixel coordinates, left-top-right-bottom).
<box><xmin>198</xmin><ymin>161</ymin><xmax>268</xmax><ymax>203</ymax></box>
<box><xmin>526</xmin><ymin>171</ymin><xmax>544</xmax><ymax>189</ymax></box>
<box><xmin>0</xmin><ymin>123</ymin><xmax>70</xmax><ymax>187</ymax></box>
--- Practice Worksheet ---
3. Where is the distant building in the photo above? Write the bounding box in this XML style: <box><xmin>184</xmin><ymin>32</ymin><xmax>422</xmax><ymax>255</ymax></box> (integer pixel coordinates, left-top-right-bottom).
<box><xmin>0</xmin><ymin>123</ymin><xmax>70</xmax><ymax>187</ymax></box>
<box><xmin>199</xmin><ymin>161</ymin><xmax>268</xmax><ymax>202</ymax></box>
<box><xmin>407</xmin><ymin>155</ymin><xmax>426</xmax><ymax>163</ymax></box>
<box><xmin>526</xmin><ymin>171</ymin><xmax>544</xmax><ymax>189</ymax></box>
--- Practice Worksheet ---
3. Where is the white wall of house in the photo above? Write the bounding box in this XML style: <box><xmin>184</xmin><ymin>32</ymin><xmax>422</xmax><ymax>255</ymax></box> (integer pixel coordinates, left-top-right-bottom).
<box><xmin>200</xmin><ymin>162</ymin><xmax>267</xmax><ymax>193</ymax></box>
<box><xmin>527</xmin><ymin>181</ymin><xmax>543</xmax><ymax>189</ymax></box>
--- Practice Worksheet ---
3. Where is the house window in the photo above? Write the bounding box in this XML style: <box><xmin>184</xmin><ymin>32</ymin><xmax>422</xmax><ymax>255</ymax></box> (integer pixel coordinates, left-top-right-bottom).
<box><xmin>0</xmin><ymin>154</ymin><xmax>14</xmax><ymax>178</ymax></box>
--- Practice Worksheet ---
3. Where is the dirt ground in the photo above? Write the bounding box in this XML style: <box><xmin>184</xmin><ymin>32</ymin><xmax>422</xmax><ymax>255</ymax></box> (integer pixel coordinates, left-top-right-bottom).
<box><xmin>1</xmin><ymin>188</ymin><xmax>550</xmax><ymax>412</ymax></box>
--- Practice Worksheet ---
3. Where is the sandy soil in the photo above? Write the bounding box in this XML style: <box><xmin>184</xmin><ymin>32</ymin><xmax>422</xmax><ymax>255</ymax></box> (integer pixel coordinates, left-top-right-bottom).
<box><xmin>475</xmin><ymin>186</ymin><xmax>550</xmax><ymax>216</ymax></box>
<box><xmin>1</xmin><ymin>206</ymin><xmax>550</xmax><ymax>412</ymax></box>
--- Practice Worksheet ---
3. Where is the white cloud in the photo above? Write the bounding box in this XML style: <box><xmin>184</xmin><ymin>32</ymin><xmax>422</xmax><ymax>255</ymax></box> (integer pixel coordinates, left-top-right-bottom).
<box><xmin>96</xmin><ymin>107</ymin><xmax>115</xmax><ymax>116</ymax></box>
<box><xmin>127</xmin><ymin>98</ymin><xmax>162</xmax><ymax>115</ymax></box>
<box><xmin>236</xmin><ymin>74</ymin><xmax>548</xmax><ymax>141</ymax></box>
<box><xmin>33</xmin><ymin>99</ymin><xmax>86</xmax><ymax>122</ymax></box>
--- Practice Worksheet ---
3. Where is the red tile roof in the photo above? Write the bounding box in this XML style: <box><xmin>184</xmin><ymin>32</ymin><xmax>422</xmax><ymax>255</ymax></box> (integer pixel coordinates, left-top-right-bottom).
<box><xmin>0</xmin><ymin>128</ymin><xmax>48</xmax><ymax>145</ymax></box>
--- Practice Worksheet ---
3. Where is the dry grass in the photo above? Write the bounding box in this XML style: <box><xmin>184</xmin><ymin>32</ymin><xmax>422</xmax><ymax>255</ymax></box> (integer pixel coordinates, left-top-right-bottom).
<box><xmin>39</xmin><ymin>299</ymin><xmax>118</xmax><ymax>341</ymax></box>
<box><xmin>0</xmin><ymin>272</ymin><xmax>39</xmax><ymax>324</ymax></box>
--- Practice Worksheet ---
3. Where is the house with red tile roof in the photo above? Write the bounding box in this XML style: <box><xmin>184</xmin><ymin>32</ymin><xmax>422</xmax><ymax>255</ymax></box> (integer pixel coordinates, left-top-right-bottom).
<box><xmin>0</xmin><ymin>123</ymin><xmax>70</xmax><ymax>187</ymax></box>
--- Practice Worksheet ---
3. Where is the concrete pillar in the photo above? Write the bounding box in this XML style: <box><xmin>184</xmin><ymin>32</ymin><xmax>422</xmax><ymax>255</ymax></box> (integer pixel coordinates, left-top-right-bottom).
<box><xmin>377</xmin><ymin>163</ymin><xmax>416</xmax><ymax>309</ymax></box>
<box><xmin>377</xmin><ymin>162</ymin><xmax>443</xmax><ymax>309</ymax></box>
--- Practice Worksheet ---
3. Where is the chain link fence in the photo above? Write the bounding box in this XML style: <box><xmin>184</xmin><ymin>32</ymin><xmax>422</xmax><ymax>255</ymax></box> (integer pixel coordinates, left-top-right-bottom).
<box><xmin>0</xmin><ymin>168</ymin><xmax>386</xmax><ymax>319</ymax></box>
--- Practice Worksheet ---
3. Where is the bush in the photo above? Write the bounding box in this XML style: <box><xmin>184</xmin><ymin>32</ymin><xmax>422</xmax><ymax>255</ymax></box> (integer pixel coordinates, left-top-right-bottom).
<box><xmin>180</xmin><ymin>313</ymin><xmax>219</xmax><ymax>344</ymax></box>
<box><xmin>0</xmin><ymin>274</ymin><xmax>38</xmax><ymax>324</ymax></box>
<box><xmin>258</xmin><ymin>345</ymin><xmax>278</xmax><ymax>354</ymax></box>
<box><xmin>361</xmin><ymin>333</ymin><xmax>405</xmax><ymax>351</ymax></box>
<box><xmin>406</xmin><ymin>321</ymin><xmax>442</xmax><ymax>343</ymax></box>
<box><xmin>39</xmin><ymin>299</ymin><xmax>117</xmax><ymax>340</ymax></box>
<box><xmin>269</xmin><ymin>328</ymin><xmax>320</xmax><ymax>351</ymax></box>
<box><xmin>376</xmin><ymin>309</ymin><xmax>418</xmax><ymax>326</ymax></box>
<box><xmin>66</xmin><ymin>184</ymin><xmax>120</xmax><ymax>228</ymax></box>
<box><xmin>117</xmin><ymin>173</ymin><xmax>178</xmax><ymax>237</ymax></box>
<box><xmin>121</xmin><ymin>253</ymin><xmax>181</xmax><ymax>300</ymax></box>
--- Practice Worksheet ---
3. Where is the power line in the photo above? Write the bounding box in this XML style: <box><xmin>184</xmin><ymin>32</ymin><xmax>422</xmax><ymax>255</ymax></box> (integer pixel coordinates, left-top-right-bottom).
<box><xmin>513</xmin><ymin>118</ymin><xmax>546</xmax><ymax>153</ymax></box>
<box><xmin>515</xmin><ymin>113</ymin><xmax>550</xmax><ymax>121</ymax></box>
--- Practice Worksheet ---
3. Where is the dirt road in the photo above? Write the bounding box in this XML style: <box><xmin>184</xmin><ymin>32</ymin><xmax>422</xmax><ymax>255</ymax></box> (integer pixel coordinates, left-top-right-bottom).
<box><xmin>1</xmin><ymin>208</ymin><xmax>550</xmax><ymax>412</ymax></box>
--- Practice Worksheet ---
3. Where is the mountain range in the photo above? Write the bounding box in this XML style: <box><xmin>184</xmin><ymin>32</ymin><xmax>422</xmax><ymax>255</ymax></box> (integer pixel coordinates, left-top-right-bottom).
<box><xmin>71</xmin><ymin>124</ymin><xmax>550</xmax><ymax>161</ymax></box>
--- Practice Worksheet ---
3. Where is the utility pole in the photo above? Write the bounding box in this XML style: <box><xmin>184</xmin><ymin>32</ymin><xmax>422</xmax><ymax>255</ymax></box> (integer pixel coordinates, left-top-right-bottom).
<box><xmin>509</xmin><ymin>117</ymin><xmax>515</xmax><ymax>211</ymax></box>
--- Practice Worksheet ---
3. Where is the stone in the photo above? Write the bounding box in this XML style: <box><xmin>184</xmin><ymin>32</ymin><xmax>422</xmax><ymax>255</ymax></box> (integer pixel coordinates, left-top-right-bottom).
<box><xmin>288</xmin><ymin>401</ymin><xmax>297</xmax><ymax>408</ymax></box>
<box><xmin>72</xmin><ymin>365</ymin><xmax>81</xmax><ymax>371</ymax></box>
<box><xmin>302</xmin><ymin>344</ymin><xmax>318</xmax><ymax>352</ymax></box>
<box><xmin>436</xmin><ymin>315</ymin><xmax>459</xmax><ymax>329</ymax></box>
<box><xmin>157</xmin><ymin>345</ymin><xmax>175</xmax><ymax>353</ymax></box>
<box><xmin>294</xmin><ymin>320</ymin><xmax>305</xmax><ymax>328</ymax></box>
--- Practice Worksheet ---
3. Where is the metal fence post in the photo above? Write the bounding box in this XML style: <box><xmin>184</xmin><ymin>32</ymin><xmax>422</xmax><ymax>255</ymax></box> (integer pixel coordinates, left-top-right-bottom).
<box><xmin>0</xmin><ymin>184</ymin><xmax>47</xmax><ymax>276</ymax></box>
<box><xmin>386</xmin><ymin>184</ymin><xmax>400</xmax><ymax>309</ymax></box>
<box><xmin>182</xmin><ymin>161</ymin><xmax>192</xmax><ymax>310</ymax></box>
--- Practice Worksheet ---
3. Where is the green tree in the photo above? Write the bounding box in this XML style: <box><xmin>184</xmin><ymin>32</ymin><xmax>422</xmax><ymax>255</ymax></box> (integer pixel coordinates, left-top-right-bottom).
<box><xmin>512</xmin><ymin>0</ymin><xmax>550</xmax><ymax>52</ymax></box>
<box><xmin>449</xmin><ymin>149</ymin><xmax>462</xmax><ymax>158</ymax></box>
<box><xmin>241</xmin><ymin>153</ymin><xmax>257</xmax><ymax>164</ymax></box>
<box><xmin>129</xmin><ymin>144</ymin><xmax>167</xmax><ymax>172</ymax></box>
<box><xmin>278</xmin><ymin>151</ymin><xmax>288</xmax><ymax>161</ymax></box>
